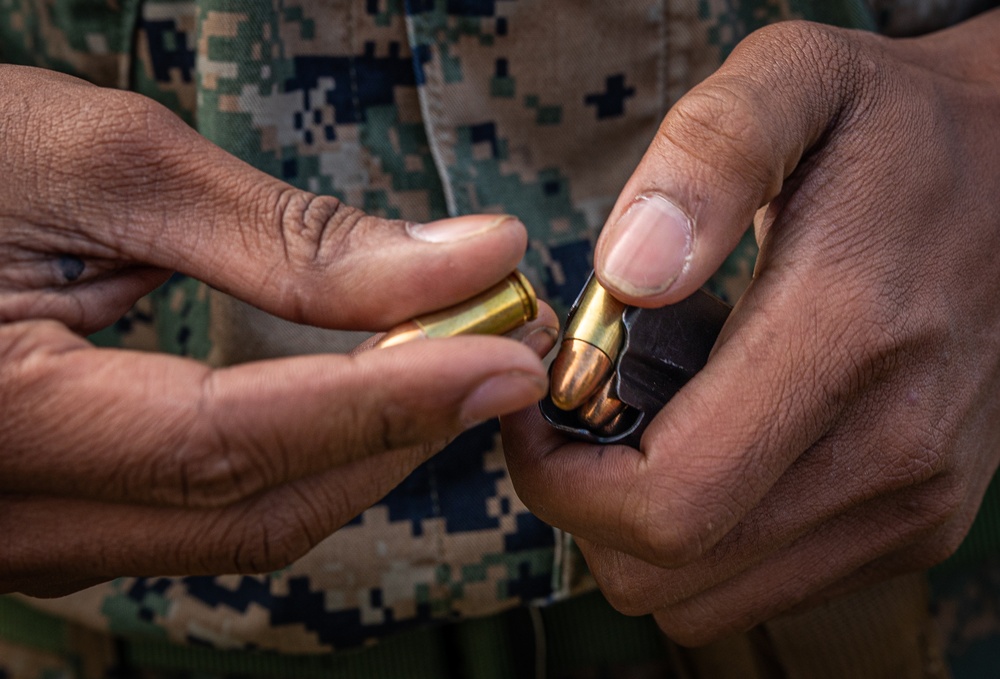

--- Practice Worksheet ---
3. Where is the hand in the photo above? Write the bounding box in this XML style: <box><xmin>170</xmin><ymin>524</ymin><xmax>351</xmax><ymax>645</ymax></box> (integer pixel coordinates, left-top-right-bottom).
<box><xmin>0</xmin><ymin>65</ymin><xmax>557</xmax><ymax>597</ymax></box>
<box><xmin>502</xmin><ymin>10</ymin><xmax>1000</xmax><ymax>644</ymax></box>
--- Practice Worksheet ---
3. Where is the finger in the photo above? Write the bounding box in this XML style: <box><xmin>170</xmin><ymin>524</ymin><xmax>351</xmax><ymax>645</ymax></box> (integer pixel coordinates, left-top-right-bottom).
<box><xmin>635</xmin><ymin>485</ymin><xmax>949</xmax><ymax>646</ymax></box>
<box><xmin>0</xmin><ymin>442</ymin><xmax>436</xmax><ymax>595</ymax></box>
<box><xmin>798</xmin><ymin>484</ymin><xmax>985</xmax><ymax>611</ymax></box>
<box><xmin>504</xmin><ymin>300</ymin><xmax>560</xmax><ymax>358</ymax></box>
<box><xmin>591</xmin><ymin>21</ymin><xmax>865</xmax><ymax>306</ymax></box>
<box><xmin>574</xmin><ymin>463</ymin><xmax>958</xmax><ymax>619</ymax></box>
<box><xmin>502</xmin><ymin>403</ymin><xmax>648</xmax><ymax>541</ymax></box>
<box><xmin>0</xmin><ymin>263</ymin><xmax>172</xmax><ymax>334</ymax></box>
<box><xmin>4</xmin><ymin>67</ymin><xmax>527</xmax><ymax>329</ymax></box>
<box><xmin>0</xmin><ymin>320</ymin><xmax>547</xmax><ymax>507</ymax></box>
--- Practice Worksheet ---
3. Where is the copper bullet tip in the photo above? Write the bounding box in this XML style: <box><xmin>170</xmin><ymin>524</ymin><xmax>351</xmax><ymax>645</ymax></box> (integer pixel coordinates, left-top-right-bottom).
<box><xmin>578</xmin><ymin>377</ymin><xmax>629</xmax><ymax>433</ymax></box>
<box><xmin>549</xmin><ymin>338</ymin><xmax>614</xmax><ymax>410</ymax></box>
<box><xmin>375</xmin><ymin>322</ymin><xmax>423</xmax><ymax>348</ymax></box>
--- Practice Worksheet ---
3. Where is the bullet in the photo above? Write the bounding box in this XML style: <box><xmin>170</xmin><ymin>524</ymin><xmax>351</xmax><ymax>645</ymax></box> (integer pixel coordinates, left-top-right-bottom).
<box><xmin>377</xmin><ymin>270</ymin><xmax>538</xmax><ymax>348</ymax></box>
<box><xmin>549</xmin><ymin>275</ymin><xmax>625</xmax><ymax>410</ymax></box>
<box><xmin>577</xmin><ymin>375</ymin><xmax>629</xmax><ymax>435</ymax></box>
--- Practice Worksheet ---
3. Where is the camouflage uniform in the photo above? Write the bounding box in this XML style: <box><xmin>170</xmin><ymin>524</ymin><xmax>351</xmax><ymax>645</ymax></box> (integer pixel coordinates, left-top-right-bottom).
<box><xmin>1</xmin><ymin>0</ymin><xmax>999</xmax><ymax>677</ymax></box>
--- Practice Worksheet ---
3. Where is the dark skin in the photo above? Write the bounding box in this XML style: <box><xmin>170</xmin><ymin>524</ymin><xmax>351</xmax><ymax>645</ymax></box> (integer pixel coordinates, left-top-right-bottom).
<box><xmin>0</xmin><ymin>65</ymin><xmax>558</xmax><ymax>596</ymax></box>
<box><xmin>502</xmin><ymin>11</ymin><xmax>1000</xmax><ymax>645</ymax></box>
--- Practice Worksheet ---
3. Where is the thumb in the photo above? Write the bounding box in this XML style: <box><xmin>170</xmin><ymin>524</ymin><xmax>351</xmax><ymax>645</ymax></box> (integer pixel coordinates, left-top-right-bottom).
<box><xmin>125</xmin><ymin>124</ymin><xmax>528</xmax><ymax>329</ymax></box>
<box><xmin>593</xmin><ymin>22</ymin><xmax>857</xmax><ymax>306</ymax></box>
<box><xmin>10</xmin><ymin>67</ymin><xmax>527</xmax><ymax>330</ymax></box>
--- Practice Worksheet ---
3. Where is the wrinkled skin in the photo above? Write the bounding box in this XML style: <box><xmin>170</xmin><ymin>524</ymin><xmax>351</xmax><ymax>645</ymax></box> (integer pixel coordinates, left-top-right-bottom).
<box><xmin>502</xmin><ymin>11</ymin><xmax>1000</xmax><ymax>645</ymax></box>
<box><xmin>0</xmin><ymin>65</ymin><xmax>558</xmax><ymax>597</ymax></box>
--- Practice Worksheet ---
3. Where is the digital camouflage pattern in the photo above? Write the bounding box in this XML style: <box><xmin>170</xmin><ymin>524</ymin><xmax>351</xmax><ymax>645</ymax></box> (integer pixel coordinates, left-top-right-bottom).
<box><xmin>1</xmin><ymin>0</ymin><xmax>999</xmax><ymax>675</ymax></box>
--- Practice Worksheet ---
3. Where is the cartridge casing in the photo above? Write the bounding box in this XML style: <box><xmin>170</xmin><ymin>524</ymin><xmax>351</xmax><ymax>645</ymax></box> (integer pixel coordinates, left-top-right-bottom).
<box><xmin>377</xmin><ymin>270</ymin><xmax>538</xmax><ymax>348</ymax></box>
<box><xmin>563</xmin><ymin>275</ymin><xmax>625</xmax><ymax>358</ymax></box>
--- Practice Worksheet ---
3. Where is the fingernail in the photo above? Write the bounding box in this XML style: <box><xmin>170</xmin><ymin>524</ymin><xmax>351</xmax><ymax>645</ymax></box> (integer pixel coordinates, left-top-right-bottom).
<box><xmin>407</xmin><ymin>214</ymin><xmax>518</xmax><ymax>243</ymax></box>
<box><xmin>521</xmin><ymin>326</ymin><xmax>560</xmax><ymax>357</ymax></box>
<box><xmin>597</xmin><ymin>194</ymin><xmax>693</xmax><ymax>297</ymax></box>
<box><xmin>460</xmin><ymin>370</ymin><xmax>548</xmax><ymax>427</ymax></box>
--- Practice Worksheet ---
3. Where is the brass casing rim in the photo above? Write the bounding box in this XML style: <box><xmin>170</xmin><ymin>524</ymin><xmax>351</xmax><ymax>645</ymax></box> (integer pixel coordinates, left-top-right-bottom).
<box><xmin>508</xmin><ymin>270</ymin><xmax>539</xmax><ymax>322</ymax></box>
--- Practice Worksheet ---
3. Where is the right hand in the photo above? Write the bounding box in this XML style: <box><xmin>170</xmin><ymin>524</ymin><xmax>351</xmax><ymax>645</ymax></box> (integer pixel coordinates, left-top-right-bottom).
<box><xmin>503</xmin><ymin>11</ymin><xmax>1000</xmax><ymax>644</ymax></box>
<box><xmin>0</xmin><ymin>65</ymin><xmax>557</xmax><ymax>597</ymax></box>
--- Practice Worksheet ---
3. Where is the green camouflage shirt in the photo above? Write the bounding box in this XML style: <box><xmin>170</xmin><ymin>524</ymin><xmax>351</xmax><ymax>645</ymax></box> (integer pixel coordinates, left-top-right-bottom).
<box><xmin>0</xmin><ymin>0</ymin><xmax>996</xmax><ymax>663</ymax></box>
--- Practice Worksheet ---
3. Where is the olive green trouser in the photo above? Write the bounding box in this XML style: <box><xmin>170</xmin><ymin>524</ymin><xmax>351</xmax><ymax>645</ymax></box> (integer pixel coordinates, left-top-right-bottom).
<box><xmin>0</xmin><ymin>572</ymin><xmax>947</xmax><ymax>679</ymax></box>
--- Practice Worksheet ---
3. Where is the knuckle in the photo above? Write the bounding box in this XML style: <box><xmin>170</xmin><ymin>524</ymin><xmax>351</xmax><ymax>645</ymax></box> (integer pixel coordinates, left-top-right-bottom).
<box><xmin>585</xmin><ymin>551</ymin><xmax>654</xmax><ymax>616</ymax></box>
<box><xmin>103</xmin><ymin>89</ymin><xmax>184</xmax><ymax>139</ymax></box>
<box><xmin>781</xmin><ymin>20</ymin><xmax>884</xmax><ymax>110</ymax></box>
<box><xmin>600</xmin><ymin>587</ymin><xmax>652</xmax><ymax>617</ymax></box>
<box><xmin>0</xmin><ymin>320</ymin><xmax>83</xmax><ymax>365</ymax></box>
<box><xmin>627</xmin><ymin>499</ymin><xmax>711</xmax><ymax>567</ymax></box>
<box><xmin>655</xmin><ymin>594</ymin><xmax>761</xmax><ymax>647</ymax></box>
<box><xmin>227</xmin><ymin>525</ymin><xmax>307</xmax><ymax>574</ymax></box>
<box><xmin>341</xmin><ymin>399</ymin><xmax>394</xmax><ymax>461</ymax></box>
<box><xmin>899</xmin><ymin>478</ymin><xmax>964</xmax><ymax>534</ymax></box>
<box><xmin>746</xmin><ymin>19</ymin><xmax>835</xmax><ymax>49</ymax></box>
<box><xmin>916</xmin><ymin>520</ymin><xmax>969</xmax><ymax>568</ymax></box>
<box><xmin>163</xmin><ymin>373</ymin><xmax>275</xmax><ymax>508</ymax></box>
<box><xmin>225</xmin><ymin>498</ymin><xmax>326</xmax><ymax>573</ymax></box>
<box><xmin>70</xmin><ymin>90</ymin><xmax>185</xmax><ymax>175</ymax></box>
<box><xmin>275</xmin><ymin>189</ymin><xmax>364</xmax><ymax>268</ymax></box>
<box><xmin>320</xmin><ymin>379</ymin><xmax>425</xmax><ymax>463</ymax></box>
<box><xmin>373</xmin><ymin>399</ymin><xmax>428</xmax><ymax>454</ymax></box>
<box><xmin>53</xmin><ymin>90</ymin><xmax>195</xmax><ymax>222</ymax></box>
<box><xmin>599</xmin><ymin>577</ymin><xmax>657</xmax><ymax>617</ymax></box>
<box><xmin>269</xmin><ymin>189</ymin><xmax>373</xmax><ymax>323</ymax></box>
<box><xmin>657</xmin><ymin>613</ymin><xmax>728</xmax><ymax>648</ymax></box>
<box><xmin>861</xmin><ymin>483</ymin><xmax>965</xmax><ymax>570</ymax></box>
<box><xmin>627</xmin><ymin>522</ymin><xmax>689</xmax><ymax>566</ymax></box>
<box><xmin>0</xmin><ymin>322</ymin><xmax>84</xmax><ymax>441</ymax></box>
<box><xmin>892</xmin><ymin>433</ymin><xmax>950</xmax><ymax>489</ymax></box>
<box><xmin>624</xmin><ymin>473</ymin><xmax>740</xmax><ymax>567</ymax></box>
<box><xmin>742</xmin><ymin>20</ymin><xmax>853</xmax><ymax>82</ymax></box>
<box><xmin>659</xmin><ymin>20</ymin><xmax>866</xmax><ymax>198</ymax></box>
<box><xmin>910</xmin><ymin>540</ymin><xmax>957</xmax><ymax>571</ymax></box>
<box><xmin>661</xmin><ymin>85</ymin><xmax>775</xmax><ymax>190</ymax></box>
<box><xmin>168</xmin><ymin>438</ymin><xmax>268</xmax><ymax>508</ymax></box>
<box><xmin>862</xmin><ymin>395</ymin><xmax>956</xmax><ymax>499</ymax></box>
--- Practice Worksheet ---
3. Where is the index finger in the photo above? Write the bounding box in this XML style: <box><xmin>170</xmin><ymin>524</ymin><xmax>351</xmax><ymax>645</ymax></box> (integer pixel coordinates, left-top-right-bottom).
<box><xmin>0</xmin><ymin>320</ymin><xmax>548</xmax><ymax>508</ymax></box>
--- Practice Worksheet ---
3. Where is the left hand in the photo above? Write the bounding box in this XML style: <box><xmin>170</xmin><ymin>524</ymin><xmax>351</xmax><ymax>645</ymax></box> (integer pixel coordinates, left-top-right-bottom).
<box><xmin>502</xmin><ymin>11</ymin><xmax>1000</xmax><ymax>645</ymax></box>
<box><xmin>0</xmin><ymin>65</ymin><xmax>558</xmax><ymax>596</ymax></box>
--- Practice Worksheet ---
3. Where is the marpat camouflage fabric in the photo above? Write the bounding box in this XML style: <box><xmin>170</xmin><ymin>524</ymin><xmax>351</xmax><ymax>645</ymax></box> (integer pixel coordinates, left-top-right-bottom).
<box><xmin>1</xmin><ymin>0</ymin><xmax>998</xmax><ymax>673</ymax></box>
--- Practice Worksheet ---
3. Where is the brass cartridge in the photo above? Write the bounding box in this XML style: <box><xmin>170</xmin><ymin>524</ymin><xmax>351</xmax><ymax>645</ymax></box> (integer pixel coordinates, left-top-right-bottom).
<box><xmin>377</xmin><ymin>270</ymin><xmax>538</xmax><ymax>348</ymax></box>
<box><xmin>549</xmin><ymin>276</ymin><xmax>626</xmax><ymax>410</ymax></box>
